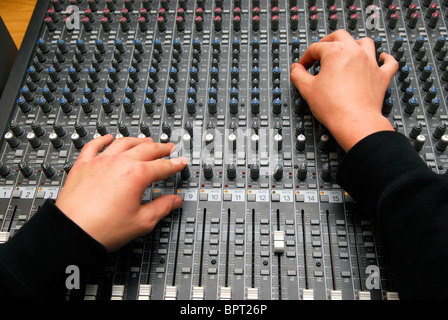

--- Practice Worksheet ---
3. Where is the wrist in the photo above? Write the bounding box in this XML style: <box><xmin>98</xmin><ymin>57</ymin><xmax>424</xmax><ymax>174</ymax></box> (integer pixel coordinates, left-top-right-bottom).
<box><xmin>328</xmin><ymin>113</ymin><xmax>394</xmax><ymax>152</ymax></box>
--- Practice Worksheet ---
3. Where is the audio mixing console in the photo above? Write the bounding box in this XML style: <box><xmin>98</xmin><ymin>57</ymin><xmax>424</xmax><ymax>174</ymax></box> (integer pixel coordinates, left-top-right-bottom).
<box><xmin>1</xmin><ymin>0</ymin><xmax>447</xmax><ymax>300</ymax></box>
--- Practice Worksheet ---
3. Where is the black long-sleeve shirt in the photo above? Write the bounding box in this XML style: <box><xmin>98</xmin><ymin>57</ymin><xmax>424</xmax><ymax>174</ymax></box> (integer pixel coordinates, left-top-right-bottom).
<box><xmin>0</xmin><ymin>200</ymin><xmax>110</xmax><ymax>299</ymax></box>
<box><xmin>1</xmin><ymin>130</ymin><xmax>447</xmax><ymax>299</ymax></box>
<box><xmin>337</xmin><ymin>131</ymin><xmax>448</xmax><ymax>300</ymax></box>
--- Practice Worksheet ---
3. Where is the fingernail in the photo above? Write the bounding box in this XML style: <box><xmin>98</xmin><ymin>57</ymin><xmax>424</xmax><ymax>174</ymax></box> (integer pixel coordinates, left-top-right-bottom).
<box><xmin>171</xmin><ymin>157</ymin><xmax>189</xmax><ymax>165</ymax></box>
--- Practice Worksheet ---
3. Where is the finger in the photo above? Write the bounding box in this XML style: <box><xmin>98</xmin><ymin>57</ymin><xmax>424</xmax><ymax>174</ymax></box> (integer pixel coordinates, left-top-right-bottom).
<box><xmin>76</xmin><ymin>134</ymin><xmax>114</xmax><ymax>162</ymax></box>
<box><xmin>318</xmin><ymin>29</ymin><xmax>352</xmax><ymax>43</ymax></box>
<box><xmin>290</xmin><ymin>63</ymin><xmax>315</xmax><ymax>98</ymax></box>
<box><xmin>137</xmin><ymin>194</ymin><xmax>182</xmax><ymax>233</ymax></box>
<box><xmin>379</xmin><ymin>52</ymin><xmax>399</xmax><ymax>79</ymax></box>
<box><xmin>139</xmin><ymin>157</ymin><xmax>188</xmax><ymax>185</ymax></box>
<box><xmin>100</xmin><ymin>137</ymin><xmax>148</xmax><ymax>156</ymax></box>
<box><xmin>124</xmin><ymin>141</ymin><xmax>176</xmax><ymax>161</ymax></box>
<box><xmin>356</xmin><ymin>37</ymin><xmax>376</xmax><ymax>60</ymax></box>
<box><xmin>298</xmin><ymin>42</ymin><xmax>333</xmax><ymax>70</ymax></box>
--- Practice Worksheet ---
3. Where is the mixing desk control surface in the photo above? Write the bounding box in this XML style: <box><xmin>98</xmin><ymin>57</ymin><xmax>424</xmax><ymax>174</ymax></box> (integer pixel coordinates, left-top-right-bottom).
<box><xmin>1</xmin><ymin>0</ymin><xmax>447</xmax><ymax>300</ymax></box>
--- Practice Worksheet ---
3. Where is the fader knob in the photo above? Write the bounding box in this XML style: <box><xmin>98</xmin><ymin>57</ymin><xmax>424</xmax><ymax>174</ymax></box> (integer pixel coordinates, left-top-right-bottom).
<box><xmin>228</xmin><ymin>133</ymin><xmax>237</xmax><ymax>150</ymax></box>
<box><xmin>250</xmin><ymin>134</ymin><xmax>259</xmax><ymax>151</ymax></box>
<box><xmin>205</xmin><ymin>133</ymin><xmax>214</xmax><ymax>147</ymax></box>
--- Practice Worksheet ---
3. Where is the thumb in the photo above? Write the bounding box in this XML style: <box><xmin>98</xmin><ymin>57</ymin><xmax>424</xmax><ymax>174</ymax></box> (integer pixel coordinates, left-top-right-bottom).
<box><xmin>138</xmin><ymin>194</ymin><xmax>182</xmax><ymax>233</ymax></box>
<box><xmin>290</xmin><ymin>63</ymin><xmax>315</xmax><ymax>99</ymax></box>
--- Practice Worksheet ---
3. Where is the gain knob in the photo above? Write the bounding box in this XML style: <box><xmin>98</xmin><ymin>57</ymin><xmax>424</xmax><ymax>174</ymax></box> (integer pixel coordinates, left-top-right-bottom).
<box><xmin>0</xmin><ymin>161</ymin><xmax>11</xmax><ymax>178</ymax></box>
<box><xmin>273</xmin><ymin>164</ymin><xmax>283</xmax><ymax>180</ymax></box>
<box><xmin>227</xmin><ymin>163</ymin><xmax>237</xmax><ymax>180</ymax></box>
<box><xmin>4</xmin><ymin>132</ymin><xmax>20</xmax><ymax>149</ymax></box>
<box><xmin>250</xmin><ymin>163</ymin><xmax>260</xmax><ymax>180</ymax></box>
<box><xmin>321</xmin><ymin>163</ymin><xmax>332</xmax><ymax>181</ymax></box>
<box><xmin>297</xmin><ymin>163</ymin><xmax>307</xmax><ymax>180</ymax></box>
<box><xmin>203</xmin><ymin>163</ymin><xmax>214</xmax><ymax>179</ymax></box>
<box><xmin>41</xmin><ymin>162</ymin><xmax>56</xmax><ymax>178</ymax></box>
<box><xmin>18</xmin><ymin>161</ymin><xmax>33</xmax><ymax>178</ymax></box>
<box><xmin>49</xmin><ymin>132</ymin><xmax>64</xmax><ymax>149</ymax></box>
<box><xmin>180</xmin><ymin>165</ymin><xmax>191</xmax><ymax>180</ymax></box>
<box><xmin>436</xmin><ymin>134</ymin><xmax>448</xmax><ymax>152</ymax></box>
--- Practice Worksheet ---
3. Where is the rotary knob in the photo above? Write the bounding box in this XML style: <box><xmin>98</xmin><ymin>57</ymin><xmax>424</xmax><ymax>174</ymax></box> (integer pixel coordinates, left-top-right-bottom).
<box><xmin>436</xmin><ymin>134</ymin><xmax>448</xmax><ymax>152</ymax></box>
<box><xmin>180</xmin><ymin>165</ymin><xmax>191</xmax><ymax>180</ymax></box>
<box><xmin>203</xmin><ymin>163</ymin><xmax>214</xmax><ymax>179</ymax></box>
<box><xmin>227</xmin><ymin>163</ymin><xmax>237</xmax><ymax>180</ymax></box>
<box><xmin>41</xmin><ymin>162</ymin><xmax>56</xmax><ymax>178</ymax></box>
<box><xmin>296</xmin><ymin>163</ymin><xmax>307</xmax><ymax>180</ymax></box>
<box><xmin>321</xmin><ymin>163</ymin><xmax>332</xmax><ymax>181</ymax></box>
<box><xmin>250</xmin><ymin>164</ymin><xmax>260</xmax><ymax>180</ymax></box>
<box><xmin>18</xmin><ymin>161</ymin><xmax>33</xmax><ymax>178</ymax></box>
<box><xmin>4</xmin><ymin>132</ymin><xmax>20</xmax><ymax>149</ymax></box>
<box><xmin>0</xmin><ymin>161</ymin><xmax>11</xmax><ymax>177</ymax></box>
<box><xmin>273</xmin><ymin>164</ymin><xmax>283</xmax><ymax>180</ymax></box>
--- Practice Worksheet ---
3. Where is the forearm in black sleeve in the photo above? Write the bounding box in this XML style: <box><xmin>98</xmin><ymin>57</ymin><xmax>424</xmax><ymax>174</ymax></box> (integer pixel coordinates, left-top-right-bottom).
<box><xmin>337</xmin><ymin>130</ymin><xmax>448</xmax><ymax>300</ymax></box>
<box><xmin>0</xmin><ymin>199</ymin><xmax>111</xmax><ymax>299</ymax></box>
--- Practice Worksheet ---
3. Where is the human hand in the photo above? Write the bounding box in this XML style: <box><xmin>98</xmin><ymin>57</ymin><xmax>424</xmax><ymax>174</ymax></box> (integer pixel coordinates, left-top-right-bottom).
<box><xmin>55</xmin><ymin>135</ymin><xmax>187</xmax><ymax>251</ymax></box>
<box><xmin>290</xmin><ymin>29</ymin><xmax>398</xmax><ymax>151</ymax></box>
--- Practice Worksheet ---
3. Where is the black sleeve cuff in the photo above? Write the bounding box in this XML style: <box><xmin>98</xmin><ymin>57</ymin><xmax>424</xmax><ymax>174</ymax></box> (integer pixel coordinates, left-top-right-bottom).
<box><xmin>0</xmin><ymin>199</ymin><xmax>111</xmax><ymax>299</ymax></box>
<box><xmin>336</xmin><ymin>130</ymin><xmax>431</xmax><ymax>214</ymax></box>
